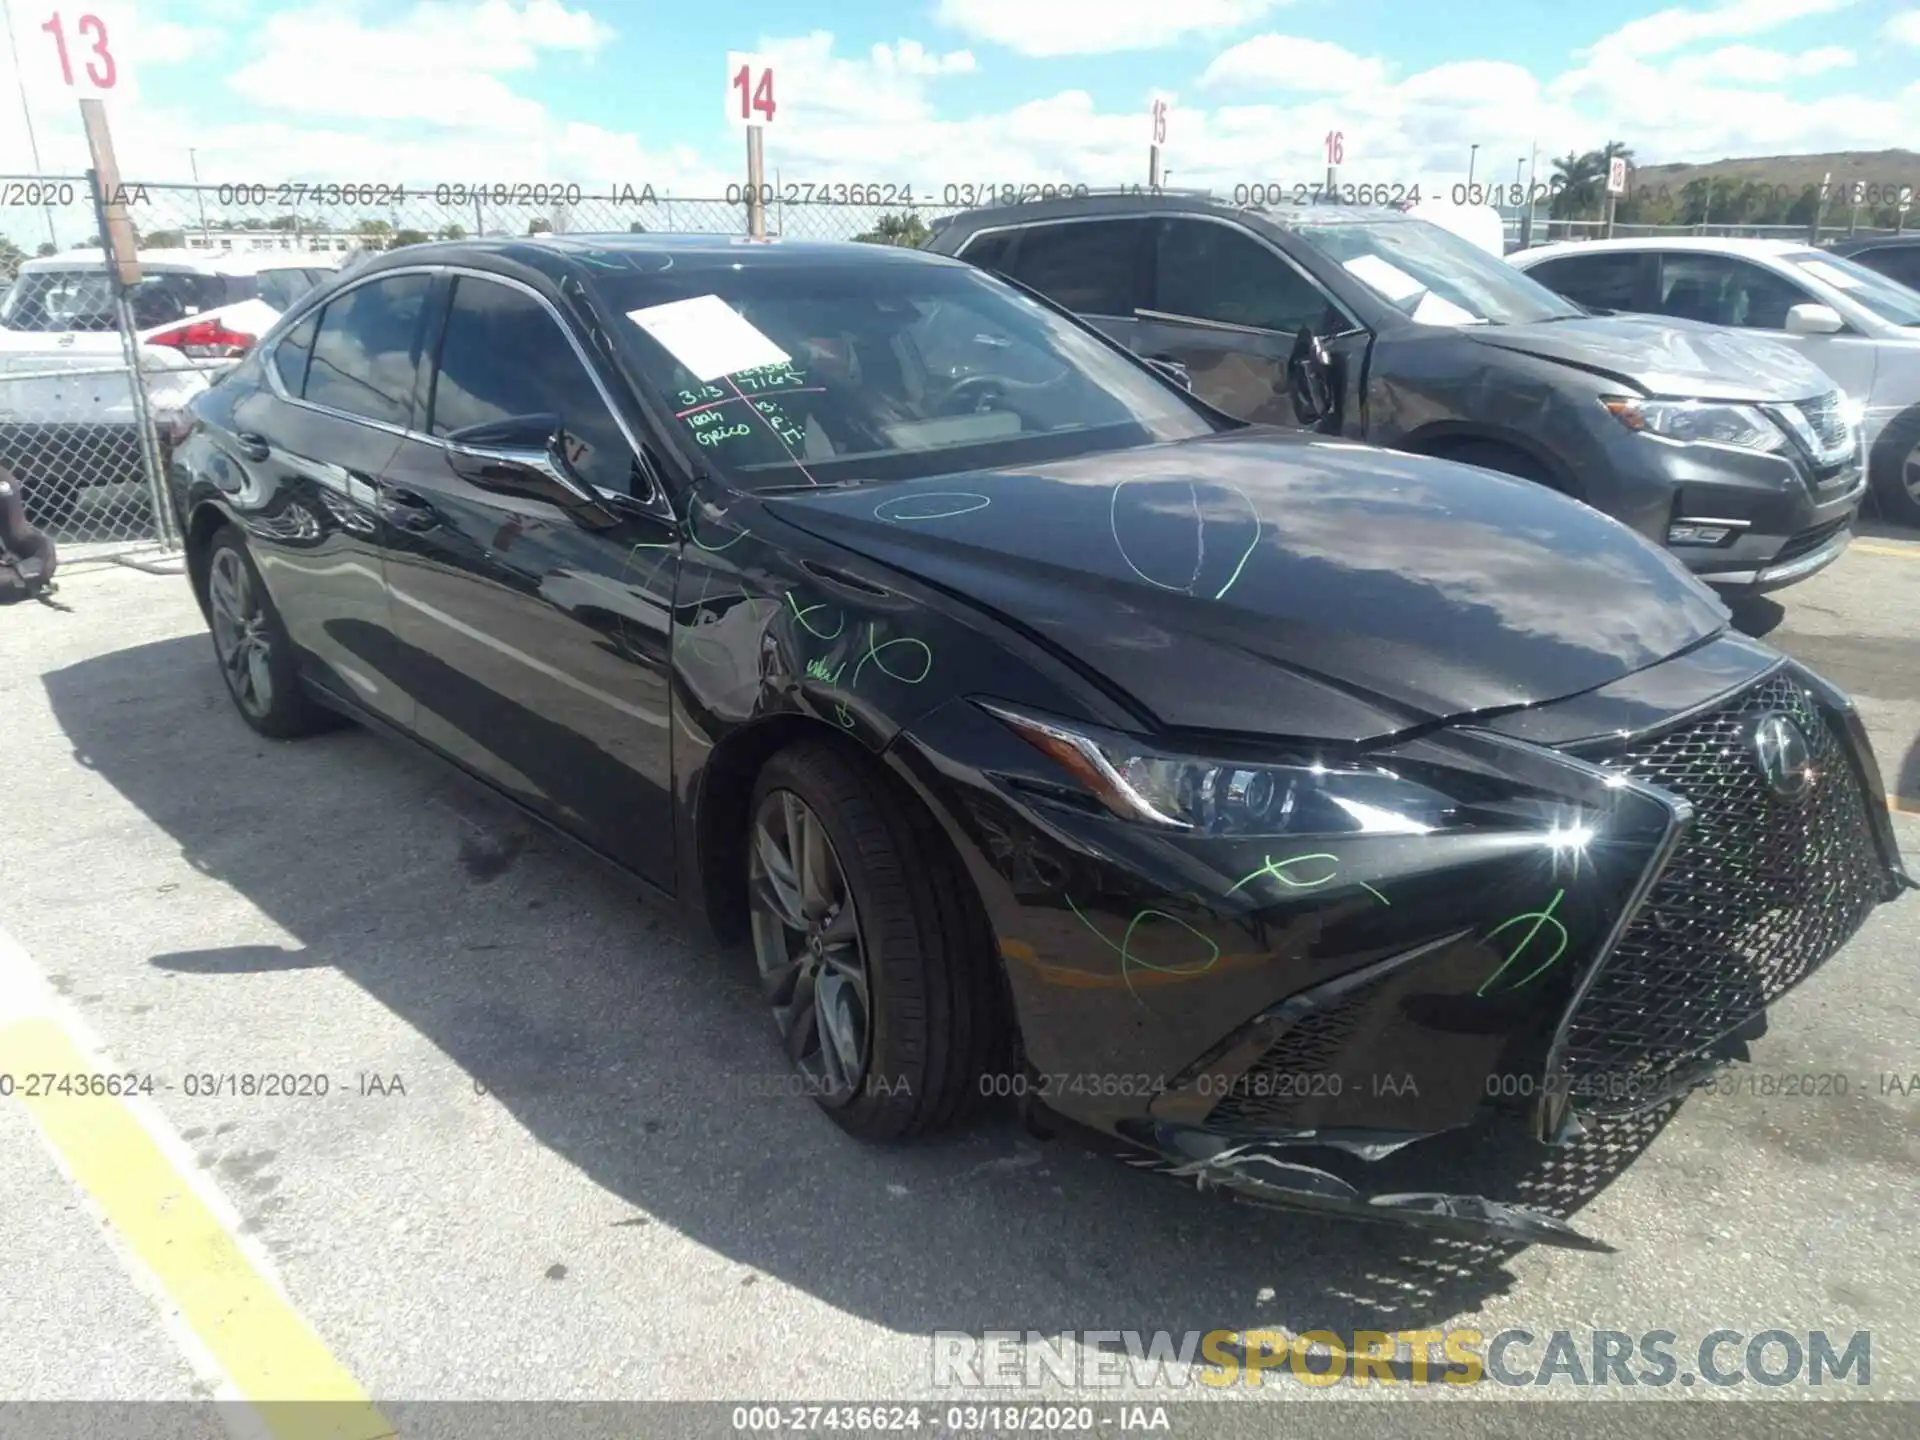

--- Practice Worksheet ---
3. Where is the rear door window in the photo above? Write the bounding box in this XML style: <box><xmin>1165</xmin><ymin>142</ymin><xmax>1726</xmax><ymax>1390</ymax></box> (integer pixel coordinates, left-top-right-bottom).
<box><xmin>999</xmin><ymin>220</ymin><xmax>1149</xmax><ymax>316</ymax></box>
<box><xmin>272</xmin><ymin>312</ymin><xmax>319</xmax><ymax>396</ymax></box>
<box><xmin>303</xmin><ymin>274</ymin><xmax>433</xmax><ymax>427</ymax></box>
<box><xmin>1525</xmin><ymin>251</ymin><xmax>1645</xmax><ymax>312</ymax></box>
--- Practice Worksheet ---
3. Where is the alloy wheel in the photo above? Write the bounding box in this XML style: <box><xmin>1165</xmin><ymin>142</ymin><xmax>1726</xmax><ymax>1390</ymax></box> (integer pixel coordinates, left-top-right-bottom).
<box><xmin>747</xmin><ymin>789</ymin><xmax>872</xmax><ymax>1102</ymax></box>
<box><xmin>208</xmin><ymin>547</ymin><xmax>275</xmax><ymax>719</ymax></box>
<box><xmin>1904</xmin><ymin>438</ymin><xmax>1920</xmax><ymax>505</ymax></box>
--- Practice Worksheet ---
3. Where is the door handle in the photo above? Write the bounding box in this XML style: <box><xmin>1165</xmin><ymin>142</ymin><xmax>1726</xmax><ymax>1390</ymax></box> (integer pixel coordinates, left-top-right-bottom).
<box><xmin>378</xmin><ymin>486</ymin><xmax>440</xmax><ymax>531</ymax></box>
<box><xmin>235</xmin><ymin>431</ymin><xmax>271</xmax><ymax>463</ymax></box>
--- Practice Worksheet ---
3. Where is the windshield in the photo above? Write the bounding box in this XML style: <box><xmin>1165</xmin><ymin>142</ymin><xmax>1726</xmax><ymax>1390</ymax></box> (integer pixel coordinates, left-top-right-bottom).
<box><xmin>1783</xmin><ymin>250</ymin><xmax>1920</xmax><ymax>328</ymax></box>
<box><xmin>592</xmin><ymin>259</ymin><xmax>1222</xmax><ymax>488</ymax></box>
<box><xmin>1291</xmin><ymin>218</ymin><xmax>1584</xmax><ymax>326</ymax></box>
<box><xmin>0</xmin><ymin>268</ymin><xmax>230</xmax><ymax>332</ymax></box>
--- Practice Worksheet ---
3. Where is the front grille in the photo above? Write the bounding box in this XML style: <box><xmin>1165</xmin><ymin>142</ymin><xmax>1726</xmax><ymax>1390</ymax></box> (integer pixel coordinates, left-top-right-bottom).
<box><xmin>1560</xmin><ymin>671</ymin><xmax>1883</xmax><ymax>1107</ymax></box>
<box><xmin>1205</xmin><ymin>977</ymin><xmax>1387</xmax><ymax>1135</ymax></box>
<box><xmin>1798</xmin><ymin>391</ymin><xmax>1851</xmax><ymax>456</ymax></box>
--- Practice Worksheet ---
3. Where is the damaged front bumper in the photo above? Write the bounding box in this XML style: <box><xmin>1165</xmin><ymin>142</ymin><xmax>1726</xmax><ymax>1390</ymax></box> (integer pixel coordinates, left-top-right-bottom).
<box><xmin>1114</xmin><ymin>1122</ymin><xmax>1616</xmax><ymax>1252</ymax></box>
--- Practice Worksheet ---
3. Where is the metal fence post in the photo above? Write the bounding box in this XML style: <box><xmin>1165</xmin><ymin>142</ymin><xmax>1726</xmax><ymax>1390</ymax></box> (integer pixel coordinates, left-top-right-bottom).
<box><xmin>87</xmin><ymin>167</ymin><xmax>176</xmax><ymax>548</ymax></box>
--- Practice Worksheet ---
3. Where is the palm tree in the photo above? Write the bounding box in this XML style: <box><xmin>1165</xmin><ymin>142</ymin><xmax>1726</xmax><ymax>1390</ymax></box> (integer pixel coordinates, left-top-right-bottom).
<box><xmin>854</xmin><ymin>212</ymin><xmax>932</xmax><ymax>248</ymax></box>
<box><xmin>1549</xmin><ymin>150</ymin><xmax>1603</xmax><ymax>220</ymax></box>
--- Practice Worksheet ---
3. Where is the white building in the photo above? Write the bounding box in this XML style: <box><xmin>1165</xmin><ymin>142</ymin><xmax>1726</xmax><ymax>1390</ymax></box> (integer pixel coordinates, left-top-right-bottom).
<box><xmin>183</xmin><ymin>229</ymin><xmax>366</xmax><ymax>255</ymax></box>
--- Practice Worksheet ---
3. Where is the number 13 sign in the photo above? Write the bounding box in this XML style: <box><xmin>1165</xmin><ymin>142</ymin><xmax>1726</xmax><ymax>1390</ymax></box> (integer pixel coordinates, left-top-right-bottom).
<box><xmin>727</xmin><ymin>52</ymin><xmax>779</xmax><ymax>128</ymax></box>
<box><xmin>31</xmin><ymin>3</ymin><xmax>136</xmax><ymax>98</ymax></box>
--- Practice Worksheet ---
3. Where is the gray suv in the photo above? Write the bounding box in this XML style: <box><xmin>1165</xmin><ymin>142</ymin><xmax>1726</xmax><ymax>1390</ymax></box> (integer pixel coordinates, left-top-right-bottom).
<box><xmin>927</xmin><ymin>193</ymin><xmax>1866</xmax><ymax>592</ymax></box>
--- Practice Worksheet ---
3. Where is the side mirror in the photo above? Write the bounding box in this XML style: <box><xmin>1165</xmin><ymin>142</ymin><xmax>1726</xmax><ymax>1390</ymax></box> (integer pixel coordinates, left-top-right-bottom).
<box><xmin>1784</xmin><ymin>302</ymin><xmax>1844</xmax><ymax>336</ymax></box>
<box><xmin>1145</xmin><ymin>355</ymin><xmax>1193</xmax><ymax>391</ymax></box>
<box><xmin>1286</xmin><ymin>326</ymin><xmax>1334</xmax><ymax>425</ymax></box>
<box><xmin>444</xmin><ymin>413</ymin><xmax>614</xmax><ymax>528</ymax></box>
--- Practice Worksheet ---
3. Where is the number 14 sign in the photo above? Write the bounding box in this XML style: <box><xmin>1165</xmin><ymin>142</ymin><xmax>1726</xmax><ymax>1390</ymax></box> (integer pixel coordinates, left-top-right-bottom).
<box><xmin>727</xmin><ymin>52</ymin><xmax>779</xmax><ymax>128</ymax></box>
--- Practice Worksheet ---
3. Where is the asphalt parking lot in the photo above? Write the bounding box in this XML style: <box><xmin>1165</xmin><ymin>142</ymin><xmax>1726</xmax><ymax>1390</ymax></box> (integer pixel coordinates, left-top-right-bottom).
<box><xmin>2</xmin><ymin>525</ymin><xmax>1918</xmax><ymax>1435</ymax></box>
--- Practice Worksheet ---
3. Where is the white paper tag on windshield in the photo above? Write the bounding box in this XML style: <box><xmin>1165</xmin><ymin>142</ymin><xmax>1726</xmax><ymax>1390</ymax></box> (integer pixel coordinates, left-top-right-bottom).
<box><xmin>1411</xmin><ymin>291</ymin><xmax>1480</xmax><ymax>325</ymax></box>
<box><xmin>1795</xmin><ymin>259</ymin><xmax>1861</xmax><ymax>291</ymax></box>
<box><xmin>1342</xmin><ymin>254</ymin><xmax>1425</xmax><ymax>303</ymax></box>
<box><xmin>625</xmin><ymin>294</ymin><xmax>791</xmax><ymax>381</ymax></box>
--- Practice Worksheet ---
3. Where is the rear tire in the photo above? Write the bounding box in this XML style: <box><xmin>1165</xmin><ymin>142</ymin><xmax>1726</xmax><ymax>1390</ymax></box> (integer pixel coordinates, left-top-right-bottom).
<box><xmin>204</xmin><ymin>526</ymin><xmax>338</xmax><ymax>739</ymax></box>
<box><xmin>745</xmin><ymin>739</ymin><xmax>1001</xmax><ymax>1142</ymax></box>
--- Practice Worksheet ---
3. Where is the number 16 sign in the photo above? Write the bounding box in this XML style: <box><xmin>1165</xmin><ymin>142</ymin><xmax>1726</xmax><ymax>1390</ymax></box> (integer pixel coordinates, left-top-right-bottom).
<box><xmin>727</xmin><ymin>53</ymin><xmax>779</xmax><ymax>128</ymax></box>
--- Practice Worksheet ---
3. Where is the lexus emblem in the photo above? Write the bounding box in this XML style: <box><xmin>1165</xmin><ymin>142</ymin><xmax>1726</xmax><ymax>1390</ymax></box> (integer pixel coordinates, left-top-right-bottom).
<box><xmin>1750</xmin><ymin>713</ymin><xmax>1814</xmax><ymax>800</ymax></box>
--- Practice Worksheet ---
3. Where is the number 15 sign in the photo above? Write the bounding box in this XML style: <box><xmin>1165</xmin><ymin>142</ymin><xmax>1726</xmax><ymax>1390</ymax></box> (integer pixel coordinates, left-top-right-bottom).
<box><xmin>727</xmin><ymin>53</ymin><xmax>779</xmax><ymax>128</ymax></box>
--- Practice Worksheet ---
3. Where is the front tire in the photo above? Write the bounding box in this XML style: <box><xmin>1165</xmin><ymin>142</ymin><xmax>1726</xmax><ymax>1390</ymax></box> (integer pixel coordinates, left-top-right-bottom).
<box><xmin>205</xmin><ymin>527</ymin><xmax>337</xmax><ymax>739</ymax></box>
<box><xmin>1868</xmin><ymin>407</ymin><xmax>1920</xmax><ymax>528</ymax></box>
<box><xmin>1433</xmin><ymin>438</ymin><xmax>1551</xmax><ymax>486</ymax></box>
<box><xmin>745</xmin><ymin>740</ymin><xmax>998</xmax><ymax>1142</ymax></box>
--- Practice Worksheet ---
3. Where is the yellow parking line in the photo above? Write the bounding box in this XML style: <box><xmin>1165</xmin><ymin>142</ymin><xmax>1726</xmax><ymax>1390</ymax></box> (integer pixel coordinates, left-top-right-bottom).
<box><xmin>0</xmin><ymin>1015</ymin><xmax>393</xmax><ymax>1440</ymax></box>
<box><xmin>1853</xmin><ymin>542</ymin><xmax>1920</xmax><ymax>559</ymax></box>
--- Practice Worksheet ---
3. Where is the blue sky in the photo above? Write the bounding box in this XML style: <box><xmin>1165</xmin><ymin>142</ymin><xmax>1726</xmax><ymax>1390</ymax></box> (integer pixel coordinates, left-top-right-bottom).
<box><xmin>6</xmin><ymin>0</ymin><xmax>1920</xmax><ymax>200</ymax></box>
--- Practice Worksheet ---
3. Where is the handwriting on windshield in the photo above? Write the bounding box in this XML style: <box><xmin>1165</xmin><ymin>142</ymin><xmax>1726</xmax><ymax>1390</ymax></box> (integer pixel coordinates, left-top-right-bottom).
<box><xmin>691</xmin><ymin>416</ymin><xmax>751</xmax><ymax>447</ymax></box>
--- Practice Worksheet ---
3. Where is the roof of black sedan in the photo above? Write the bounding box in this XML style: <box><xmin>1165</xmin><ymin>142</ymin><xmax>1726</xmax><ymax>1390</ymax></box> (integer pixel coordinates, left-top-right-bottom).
<box><xmin>356</xmin><ymin>232</ymin><xmax>968</xmax><ymax>274</ymax></box>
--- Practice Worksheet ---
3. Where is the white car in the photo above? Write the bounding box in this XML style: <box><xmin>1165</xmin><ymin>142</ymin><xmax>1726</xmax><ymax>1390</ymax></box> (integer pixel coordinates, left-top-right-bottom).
<box><xmin>1511</xmin><ymin>236</ymin><xmax>1920</xmax><ymax>524</ymax></box>
<box><xmin>0</xmin><ymin>248</ymin><xmax>344</xmax><ymax>525</ymax></box>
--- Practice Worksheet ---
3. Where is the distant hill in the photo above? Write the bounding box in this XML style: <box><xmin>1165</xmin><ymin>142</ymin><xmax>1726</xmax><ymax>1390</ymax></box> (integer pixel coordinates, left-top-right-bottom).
<box><xmin>1632</xmin><ymin>149</ymin><xmax>1920</xmax><ymax>197</ymax></box>
<box><xmin>1556</xmin><ymin>148</ymin><xmax>1920</xmax><ymax>226</ymax></box>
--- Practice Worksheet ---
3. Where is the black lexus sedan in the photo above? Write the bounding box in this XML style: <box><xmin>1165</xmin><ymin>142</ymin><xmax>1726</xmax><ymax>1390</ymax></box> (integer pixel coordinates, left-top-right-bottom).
<box><xmin>168</xmin><ymin>234</ymin><xmax>1912</xmax><ymax>1250</ymax></box>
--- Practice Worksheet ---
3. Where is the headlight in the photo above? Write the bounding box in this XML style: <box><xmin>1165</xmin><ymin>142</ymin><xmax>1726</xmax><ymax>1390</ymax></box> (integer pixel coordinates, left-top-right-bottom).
<box><xmin>1601</xmin><ymin>396</ymin><xmax>1788</xmax><ymax>452</ymax></box>
<box><xmin>982</xmin><ymin>704</ymin><xmax>1462</xmax><ymax>838</ymax></box>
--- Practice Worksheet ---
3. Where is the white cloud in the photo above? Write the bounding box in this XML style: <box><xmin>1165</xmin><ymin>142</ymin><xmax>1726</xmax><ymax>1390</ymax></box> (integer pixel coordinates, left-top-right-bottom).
<box><xmin>142</xmin><ymin>21</ymin><xmax>224</xmax><ymax>65</ymax></box>
<box><xmin>876</xmin><ymin>40</ymin><xmax>977</xmax><ymax>76</ymax></box>
<box><xmin>1666</xmin><ymin>43</ymin><xmax>1854</xmax><ymax>83</ymax></box>
<box><xmin>1199</xmin><ymin>36</ymin><xmax>1388</xmax><ymax>94</ymax></box>
<box><xmin>1887</xmin><ymin>10</ymin><xmax>1920</xmax><ymax>45</ymax></box>
<box><xmin>933</xmin><ymin>0</ymin><xmax>1287</xmax><ymax>58</ymax></box>
<box><xmin>1592</xmin><ymin>0</ymin><xmax>1856</xmax><ymax>60</ymax></box>
<box><xmin>223</xmin><ymin>0</ymin><xmax>614</xmax><ymax>130</ymax></box>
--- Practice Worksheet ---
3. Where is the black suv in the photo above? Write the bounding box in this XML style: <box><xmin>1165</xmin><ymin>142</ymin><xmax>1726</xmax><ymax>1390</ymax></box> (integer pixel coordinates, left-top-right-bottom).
<box><xmin>1827</xmin><ymin>234</ymin><xmax>1920</xmax><ymax>291</ymax></box>
<box><xmin>928</xmin><ymin>193</ymin><xmax>1867</xmax><ymax>592</ymax></box>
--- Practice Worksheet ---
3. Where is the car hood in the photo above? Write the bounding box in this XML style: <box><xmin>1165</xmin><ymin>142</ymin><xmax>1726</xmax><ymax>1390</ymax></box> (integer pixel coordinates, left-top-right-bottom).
<box><xmin>761</xmin><ymin>429</ymin><xmax>1729</xmax><ymax>742</ymax></box>
<box><xmin>1463</xmin><ymin>313</ymin><xmax>1833</xmax><ymax>403</ymax></box>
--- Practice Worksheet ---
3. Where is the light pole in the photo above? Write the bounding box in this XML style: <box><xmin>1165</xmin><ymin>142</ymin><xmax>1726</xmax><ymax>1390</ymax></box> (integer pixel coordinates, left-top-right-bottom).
<box><xmin>1467</xmin><ymin>144</ymin><xmax>1479</xmax><ymax>190</ymax></box>
<box><xmin>1</xmin><ymin>0</ymin><xmax>58</xmax><ymax>249</ymax></box>
<box><xmin>188</xmin><ymin>148</ymin><xmax>210</xmax><ymax>248</ymax></box>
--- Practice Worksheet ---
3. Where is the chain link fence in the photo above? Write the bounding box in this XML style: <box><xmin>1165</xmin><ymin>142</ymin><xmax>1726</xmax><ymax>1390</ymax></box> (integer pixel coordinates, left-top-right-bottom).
<box><xmin>1</xmin><ymin>175</ymin><xmax>177</xmax><ymax>560</ymax></box>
